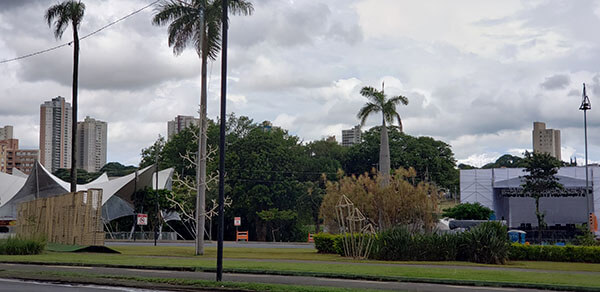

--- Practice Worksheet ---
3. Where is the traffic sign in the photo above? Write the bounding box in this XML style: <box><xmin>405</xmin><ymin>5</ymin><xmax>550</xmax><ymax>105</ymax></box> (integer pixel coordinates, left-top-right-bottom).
<box><xmin>137</xmin><ymin>214</ymin><xmax>148</xmax><ymax>225</ymax></box>
<box><xmin>234</xmin><ymin>217</ymin><xmax>241</xmax><ymax>226</ymax></box>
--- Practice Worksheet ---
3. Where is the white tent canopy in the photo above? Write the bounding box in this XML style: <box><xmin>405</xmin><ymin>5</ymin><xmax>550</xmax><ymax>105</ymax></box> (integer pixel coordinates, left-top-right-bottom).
<box><xmin>0</xmin><ymin>162</ymin><xmax>173</xmax><ymax>221</ymax></box>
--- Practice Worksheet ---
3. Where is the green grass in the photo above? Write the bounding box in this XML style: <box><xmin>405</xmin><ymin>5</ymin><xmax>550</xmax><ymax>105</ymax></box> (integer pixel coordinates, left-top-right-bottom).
<box><xmin>2</xmin><ymin>246</ymin><xmax>600</xmax><ymax>290</ymax></box>
<box><xmin>0</xmin><ymin>269</ymin><xmax>374</xmax><ymax>292</ymax></box>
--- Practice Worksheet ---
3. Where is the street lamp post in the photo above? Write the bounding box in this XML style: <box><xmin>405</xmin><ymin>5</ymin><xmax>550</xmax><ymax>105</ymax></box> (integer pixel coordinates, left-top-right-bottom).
<box><xmin>216</xmin><ymin>0</ymin><xmax>229</xmax><ymax>282</ymax></box>
<box><xmin>580</xmin><ymin>83</ymin><xmax>592</xmax><ymax>228</ymax></box>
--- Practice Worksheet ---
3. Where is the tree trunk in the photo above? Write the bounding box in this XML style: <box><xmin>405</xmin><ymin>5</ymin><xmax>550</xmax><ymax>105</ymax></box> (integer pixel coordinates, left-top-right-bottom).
<box><xmin>535</xmin><ymin>196</ymin><xmax>543</xmax><ymax>243</ymax></box>
<box><xmin>70</xmin><ymin>26</ymin><xmax>79</xmax><ymax>193</ymax></box>
<box><xmin>379</xmin><ymin>118</ymin><xmax>391</xmax><ymax>184</ymax></box>
<box><xmin>378</xmin><ymin>118</ymin><xmax>391</xmax><ymax>230</ymax></box>
<box><xmin>195</xmin><ymin>28</ymin><xmax>208</xmax><ymax>256</ymax></box>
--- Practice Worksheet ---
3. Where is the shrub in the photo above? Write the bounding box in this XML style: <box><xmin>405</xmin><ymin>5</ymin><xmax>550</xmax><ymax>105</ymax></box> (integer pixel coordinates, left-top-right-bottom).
<box><xmin>510</xmin><ymin>244</ymin><xmax>600</xmax><ymax>263</ymax></box>
<box><xmin>459</xmin><ymin>221</ymin><xmax>510</xmax><ymax>264</ymax></box>
<box><xmin>442</xmin><ymin>202</ymin><xmax>494</xmax><ymax>220</ymax></box>
<box><xmin>371</xmin><ymin>226</ymin><xmax>460</xmax><ymax>261</ymax></box>
<box><xmin>0</xmin><ymin>237</ymin><xmax>46</xmax><ymax>255</ymax></box>
<box><xmin>313</xmin><ymin>233</ymin><xmax>340</xmax><ymax>254</ymax></box>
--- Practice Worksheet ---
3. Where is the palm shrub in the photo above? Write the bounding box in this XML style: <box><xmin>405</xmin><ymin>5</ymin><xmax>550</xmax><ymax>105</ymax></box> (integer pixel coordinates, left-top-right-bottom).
<box><xmin>371</xmin><ymin>226</ymin><xmax>460</xmax><ymax>261</ymax></box>
<box><xmin>459</xmin><ymin>221</ymin><xmax>510</xmax><ymax>264</ymax></box>
<box><xmin>0</xmin><ymin>237</ymin><xmax>46</xmax><ymax>255</ymax></box>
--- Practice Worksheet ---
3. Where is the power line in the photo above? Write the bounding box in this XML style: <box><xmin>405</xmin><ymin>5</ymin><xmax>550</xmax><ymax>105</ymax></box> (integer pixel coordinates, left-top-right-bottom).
<box><xmin>0</xmin><ymin>0</ymin><xmax>160</xmax><ymax>64</ymax></box>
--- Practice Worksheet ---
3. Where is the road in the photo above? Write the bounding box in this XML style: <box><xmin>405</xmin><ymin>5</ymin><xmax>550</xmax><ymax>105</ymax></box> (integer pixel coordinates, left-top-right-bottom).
<box><xmin>106</xmin><ymin>240</ymin><xmax>314</xmax><ymax>249</ymax></box>
<box><xmin>0</xmin><ymin>263</ymin><xmax>563</xmax><ymax>292</ymax></box>
<box><xmin>0</xmin><ymin>278</ymin><xmax>168</xmax><ymax>292</ymax></box>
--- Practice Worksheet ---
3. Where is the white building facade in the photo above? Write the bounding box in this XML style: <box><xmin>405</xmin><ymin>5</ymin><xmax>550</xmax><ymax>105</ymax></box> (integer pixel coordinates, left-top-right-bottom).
<box><xmin>40</xmin><ymin>96</ymin><xmax>72</xmax><ymax>172</ymax></box>
<box><xmin>167</xmin><ymin>115</ymin><xmax>199</xmax><ymax>140</ymax></box>
<box><xmin>76</xmin><ymin>116</ymin><xmax>107</xmax><ymax>172</ymax></box>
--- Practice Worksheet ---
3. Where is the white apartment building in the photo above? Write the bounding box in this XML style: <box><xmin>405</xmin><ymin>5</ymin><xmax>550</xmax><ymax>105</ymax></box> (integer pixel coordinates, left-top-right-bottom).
<box><xmin>342</xmin><ymin>125</ymin><xmax>362</xmax><ymax>147</ymax></box>
<box><xmin>40</xmin><ymin>96</ymin><xmax>72</xmax><ymax>172</ymax></box>
<box><xmin>532</xmin><ymin>122</ymin><xmax>561</xmax><ymax>160</ymax></box>
<box><xmin>167</xmin><ymin>115</ymin><xmax>199</xmax><ymax>140</ymax></box>
<box><xmin>0</xmin><ymin>126</ymin><xmax>13</xmax><ymax>140</ymax></box>
<box><xmin>77</xmin><ymin>116</ymin><xmax>107</xmax><ymax>172</ymax></box>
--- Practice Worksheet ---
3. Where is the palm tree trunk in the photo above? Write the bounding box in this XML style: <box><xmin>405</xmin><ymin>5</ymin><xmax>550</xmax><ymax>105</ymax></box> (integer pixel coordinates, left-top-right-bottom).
<box><xmin>195</xmin><ymin>28</ymin><xmax>208</xmax><ymax>256</ymax></box>
<box><xmin>379</xmin><ymin>118</ymin><xmax>391</xmax><ymax>184</ymax></box>
<box><xmin>70</xmin><ymin>26</ymin><xmax>79</xmax><ymax>193</ymax></box>
<box><xmin>378</xmin><ymin>117</ymin><xmax>391</xmax><ymax>230</ymax></box>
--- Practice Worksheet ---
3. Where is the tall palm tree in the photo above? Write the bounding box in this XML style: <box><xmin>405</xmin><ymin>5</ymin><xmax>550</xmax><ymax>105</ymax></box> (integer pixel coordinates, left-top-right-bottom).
<box><xmin>357</xmin><ymin>85</ymin><xmax>409</xmax><ymax>185</ymax></box>
<box><xmin>45</xmin><ymin>0</ymin><xmax>86</xmax><ymax>193</ymax></box>
<box><xmin>153</xmin><ymin>0</ymin><xmax>253</xmax><ymax>255</ymax></box>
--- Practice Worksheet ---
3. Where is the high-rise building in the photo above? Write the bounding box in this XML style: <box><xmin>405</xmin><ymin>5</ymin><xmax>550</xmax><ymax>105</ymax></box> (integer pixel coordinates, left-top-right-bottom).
<box><xmin>342</xmin><ymin>125</ymin><xmax>362</xmax><ymax>147</ymax></box>
<box><xmin>76</xmin><ymin>116</ymin><xmax>107</xmax><ymax>172</ymax></box>
<box><xmin>0</xmin><ymin>125</ymin><xmax>13</xmax><ymax>140</ymax></box>
<box><xmin>532</xmin><ymin>122</ymin><xmax>561</xmax><ymax>160</ymax></box>
<box><xmin>40</xmin><ymin>96</ymin><xmax>72</xmax><ymax>172</ymax></box>
<box><xmin>0</xmin><ymin>139</ymin><xmax>39</xmax><ymax>175</ymax></box>
<box><xmin>167</xmin><ymin>115</ymin><xmax>199</xmax><ymax>140</ymax></box>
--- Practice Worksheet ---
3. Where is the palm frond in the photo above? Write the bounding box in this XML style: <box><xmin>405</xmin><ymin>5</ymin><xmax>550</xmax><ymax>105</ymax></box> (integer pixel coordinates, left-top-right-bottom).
<box><xmin>45</xmin><ymin>1</ymin><xmax>86</xmax><ymax>40</ymax></box>
<box><xmin>45</xmin><ymin>3</ymin><xmax>69</xmax><ymax>39</ymax></box>
<box><xmin>229</xmin><ymin>0</ymin><xmax>254</xmax><ymax>16</ymax></box>
<box><xmin>357</xmin><ymin>102</ymin><xmax>380</xmax><ymax>126</ymax></box>
<box><xmin>152</xmin><ymin>1</ymin><xmax>195</xmax><ymax>26</ymax></box>
<box><xmin>388</xmin><ymin>95</ymin><xmax>409</xmax><ymax>106</ymax></box>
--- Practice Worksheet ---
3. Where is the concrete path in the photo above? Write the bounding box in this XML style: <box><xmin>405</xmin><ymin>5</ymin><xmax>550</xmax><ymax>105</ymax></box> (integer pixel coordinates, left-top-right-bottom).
<box><xmin>0</xmin><ymin>278</ymin><xmax>167</xmax><ymax>292</ymax></box>
<box><xmin>0</xmin><ymin>263</ymin><xmax>567</xmax><ymax>292</ymax></box>
<box><xmin>106</xmin><ymin>240</ymin><xmax>314</xmax><ymax>249</ymax></box>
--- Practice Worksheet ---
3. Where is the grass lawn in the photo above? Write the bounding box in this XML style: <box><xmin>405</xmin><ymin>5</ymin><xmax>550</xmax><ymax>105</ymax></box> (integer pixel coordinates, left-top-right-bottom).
<box><xmin>1</xmin><ymin>246</ymin><xmax>600</xmax><ymax>289</ymax></box>
<box><xmin>0</xmin><ymin>269</ymin><xmax>373</xmax><ymax>292</ymax></box>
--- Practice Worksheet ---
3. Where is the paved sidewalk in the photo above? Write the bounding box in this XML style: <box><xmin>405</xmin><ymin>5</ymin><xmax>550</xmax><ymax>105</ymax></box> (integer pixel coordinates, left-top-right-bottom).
<box><xmin>0</xmin><ymin>263</ymin><xmax>567</xmax><ymax>292</ymax></box>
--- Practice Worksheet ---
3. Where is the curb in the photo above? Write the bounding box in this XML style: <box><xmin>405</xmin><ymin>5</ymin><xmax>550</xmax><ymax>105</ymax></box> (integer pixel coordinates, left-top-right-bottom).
<box><xmin>1</xmin><ymin>261</ymin><xmax>598</xmax><ymax>292</ymax></box>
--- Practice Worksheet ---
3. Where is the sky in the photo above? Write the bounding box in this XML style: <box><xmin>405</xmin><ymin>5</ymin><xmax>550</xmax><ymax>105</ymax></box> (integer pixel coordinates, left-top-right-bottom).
<box><xmin>1</xmin><ymin>0</ymin><xmax>600</xmax><ymax>167</ymax></box>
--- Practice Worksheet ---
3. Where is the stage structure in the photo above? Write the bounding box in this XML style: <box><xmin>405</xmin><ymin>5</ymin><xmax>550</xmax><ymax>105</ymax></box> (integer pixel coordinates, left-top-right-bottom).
<box><xmin>460</xmin><ymin>166</ymin><xmax>600</xmax><ymax>233</ymax></box>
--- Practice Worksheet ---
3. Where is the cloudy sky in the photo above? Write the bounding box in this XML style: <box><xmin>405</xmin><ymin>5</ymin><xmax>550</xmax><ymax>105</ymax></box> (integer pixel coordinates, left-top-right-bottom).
<box><xmin>1</xmin><ymin>0</ymin><xmax>600</xmax><ymax>167</ymax></box>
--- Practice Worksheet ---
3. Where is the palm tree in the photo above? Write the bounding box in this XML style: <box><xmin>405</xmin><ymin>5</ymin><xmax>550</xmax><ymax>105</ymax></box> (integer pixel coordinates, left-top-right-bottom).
<box><xmin>45</xmin><ymin>0</ymin><xmax>86</xmax><ymax>193</ymax></box>
<box><xmin>153</xmin><ymin>0</ymin><xmax>253</xmax><ymax>255</ymax></box>
<box><xmin>357</xmin><ymin>85</ymin><xmax>408</xmax><ymax>185</ymax></box>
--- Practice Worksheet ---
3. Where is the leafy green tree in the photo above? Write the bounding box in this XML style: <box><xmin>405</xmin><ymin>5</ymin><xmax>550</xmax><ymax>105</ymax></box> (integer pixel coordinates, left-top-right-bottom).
<box><xmin>53</xmin><ymin>168</ymin><xmax>100</xmax><ymax>184</ymax></box>
<box><xmin>442</xmin><ymin>202</ymin><xmax>493</xmax><ymax>220</ymax></box>
<box><xmin>345</xmin><ymin>127</ymin><xmax>458</xmax><ymax>191</ymax></box>
<box><xmin>140</xmin><ymin>136</ymin><xmax>166</xmax><ymax>169</ymax></box>
<box><xmin>152</xmin><ymin>0</ymin><xmax>253</xmax><ymax>255</ymax></box>
<box><xmin>99</xmin><ymin>162</ymin><xmax>137</xmax><ymax>177</ymax></box>
<box><xmin>521</xmin><ymin>151</ymin><xmax>563</xmax><ymax>241</ymax></box>
<box><xmin>357</xmin><ymin>86</ymin><xmax>408</xmax><ymax>185</ymax></box>
<box><xmin>256</xmin><ymin>208</ymin><xmax>297</xmax><ymax>242</ymax></box>
<box><xmin>482</xmin><ymin>154</ymin><xmax>527</xmax><ymax>169</ymax></box>
<box><xmin>45</xmin><ymin>0</ymin><xmax>85</xmax><ymax>192</ymax></box>
<box><xmin>458</xmin><ymin>163</ymin><xmax>477</xmax><ymax>170</ymax></box>
<box><xmin>226</xmin><ymin>126</ymin><xmax>306</xmax><ymax>241</ymax></box>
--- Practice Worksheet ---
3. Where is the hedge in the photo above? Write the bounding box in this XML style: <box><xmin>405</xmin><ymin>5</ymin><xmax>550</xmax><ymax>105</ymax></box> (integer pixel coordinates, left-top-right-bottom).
<box><xmin>509</xmin><ymin>244</ymin><xmax>600</xmax><ymax>263</ymax></box>
<box><xmin>315</xmin><ymin>222</ymin><xmax>511</xmax><ymax>264</ymax></box>
<box><xmin>313</xmin><ymin>233</ymin><xmax>342</xmax><ymax>254</ymax></box>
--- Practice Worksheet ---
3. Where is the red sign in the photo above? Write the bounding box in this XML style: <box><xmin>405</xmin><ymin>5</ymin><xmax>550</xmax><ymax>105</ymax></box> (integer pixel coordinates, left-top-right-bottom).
<box><xmin>137</xmin><ymin>214</ymin><xmax>148</xmax><ymax>225</ymax></box>
<box><xmin>234</xmin><ymin>217</ymin><xmax>241</xmax><ymax>226</ymax></box>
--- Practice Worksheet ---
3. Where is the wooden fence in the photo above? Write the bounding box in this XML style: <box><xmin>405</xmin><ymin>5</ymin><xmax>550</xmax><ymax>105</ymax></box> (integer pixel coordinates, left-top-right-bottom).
<box><xmin>17</xmin><ymin>189</ymin><xmax>104</xmax><ymax>246</ymax></box>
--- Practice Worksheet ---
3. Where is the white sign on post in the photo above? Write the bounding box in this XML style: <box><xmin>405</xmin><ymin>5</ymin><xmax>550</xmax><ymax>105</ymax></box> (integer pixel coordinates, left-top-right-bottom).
<box><xmin>137</xmin><ymin>214</ymin><xmax>148</xmax><ymax>225</ymax></box>
<box><xmin>234</xmin><ymin>216</ymin><xmax>241</xmax><ymax>226</ymax></box>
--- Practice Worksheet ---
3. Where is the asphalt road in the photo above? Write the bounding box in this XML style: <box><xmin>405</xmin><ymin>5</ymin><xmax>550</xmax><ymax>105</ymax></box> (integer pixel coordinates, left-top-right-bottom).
<box><xmin>0</xmin><ymin>278</ymin><xmax>167</xmax><ymax>292</ymax></box>
<box><xmin>0</xmin><ymin>263</ymin><xmax>563</xmax><ymax>292</ymax></box>
<box><xmin>106</xmin><ymin>240</ymin><xmax>314</xmax><ymax>249</ymax></box>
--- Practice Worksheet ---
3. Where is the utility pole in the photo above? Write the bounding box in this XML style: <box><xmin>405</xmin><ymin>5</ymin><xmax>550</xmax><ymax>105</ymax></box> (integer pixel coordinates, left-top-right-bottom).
<box><xmin>580</xmin><ymin>83</ymin><xmax>592</xmax><ymax>229</ymax></box>
<box><xmin>216</xmin><ymin>0</ymin><xmax>229</xmax><ymax>282</ymax></box>
<box><xmin>154</xmin><ymin>153</ymin><xmax>159</xmax><ymax>246</ymax></box>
